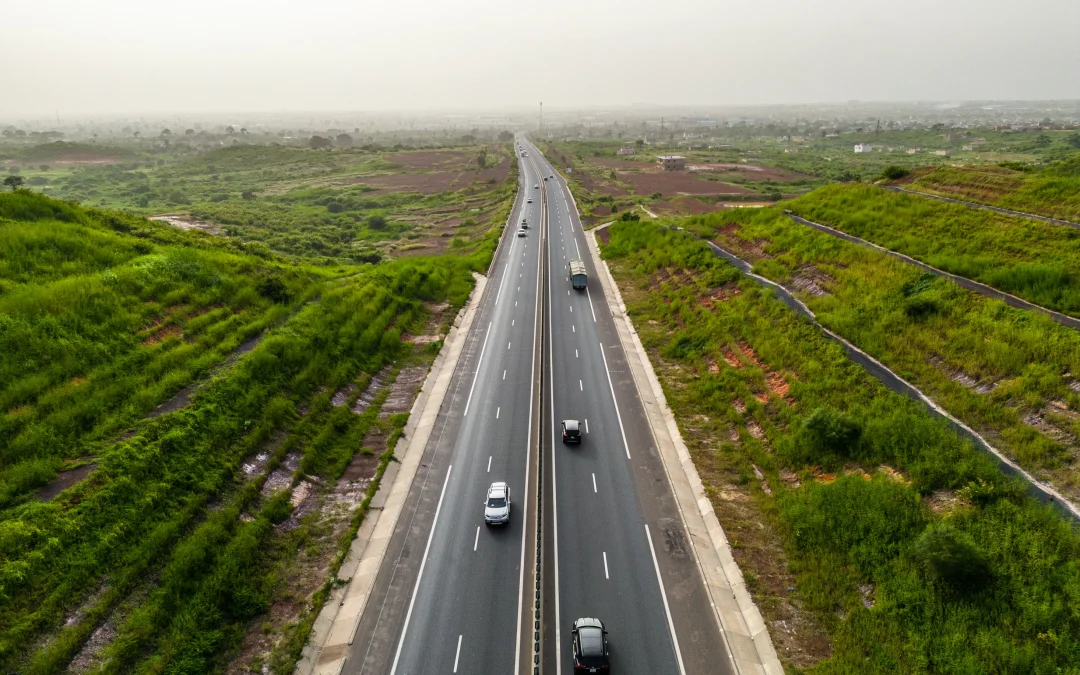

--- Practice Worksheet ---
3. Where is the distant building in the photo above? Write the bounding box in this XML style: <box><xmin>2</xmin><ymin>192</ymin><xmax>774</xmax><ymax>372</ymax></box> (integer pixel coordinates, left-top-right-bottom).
<box><xmin>617</xmin><ymin>146</ymin><xmax>636</xmax><ymax>155</ymax></box>
<box><xmin>657</xmin><ymin>155</ymin><xmax>685</xmax><ymax>171</ymax></box>
<box><xmin>931</xmin><ymin>149</ymin><xmax>951</xmax><ymax>157</ymax></box>
<box><xmin>854</xmin><ymin>143</ymin><xmax>873</xmax><ymax>153</ymax></box>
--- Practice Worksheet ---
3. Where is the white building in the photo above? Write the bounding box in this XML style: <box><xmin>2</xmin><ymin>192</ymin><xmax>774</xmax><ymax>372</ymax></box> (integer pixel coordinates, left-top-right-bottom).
<box><xmin>854</xmin><ymin>143</ymin><xmax>873</xmax><ymax>153</ymax></box>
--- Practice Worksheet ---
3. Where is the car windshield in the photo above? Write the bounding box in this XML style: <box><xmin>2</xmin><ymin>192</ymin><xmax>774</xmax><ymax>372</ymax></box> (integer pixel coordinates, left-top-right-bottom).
<box><xmin>487</xmin><ymin>497</ymin><xmax>506</xmax><ymax>508</ymax></box>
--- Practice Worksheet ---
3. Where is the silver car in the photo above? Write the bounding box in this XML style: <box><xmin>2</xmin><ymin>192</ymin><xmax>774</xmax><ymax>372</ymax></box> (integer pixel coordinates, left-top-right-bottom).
<box><xmin>484</xmin><ymin>482</ymin><xmax>510</xmax><ymax>525</ymax></box>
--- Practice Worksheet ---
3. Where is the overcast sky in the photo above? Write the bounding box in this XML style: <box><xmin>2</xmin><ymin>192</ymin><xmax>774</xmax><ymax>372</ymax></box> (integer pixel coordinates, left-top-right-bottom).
<box><xmin>3</xmin><ymin>0</ymin><xmax>1079</xmax><ymax>116</ymax></box>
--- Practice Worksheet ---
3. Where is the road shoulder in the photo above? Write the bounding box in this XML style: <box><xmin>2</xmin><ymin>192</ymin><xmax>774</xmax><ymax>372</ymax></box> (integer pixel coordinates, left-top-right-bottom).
<box><xmin>584</xmin><ymin>223</ymin><xmax>784</xmax><ymax>675</ymax></box>
<box><xmin>295</xmin><ymin>272</ymin><xmax>489</xmax><ymax>675</ymax></box>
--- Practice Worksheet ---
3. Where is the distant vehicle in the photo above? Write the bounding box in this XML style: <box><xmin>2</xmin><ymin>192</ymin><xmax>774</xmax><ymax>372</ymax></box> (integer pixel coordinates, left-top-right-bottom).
<box><xmin>562</xmin><ymin>419</ymin><xmax>581</xmax><ymax>444</ymax></box>
<box><xmin>550</xmin><ymin>174</ymin><xmax>555</xmax><ymax>179</ymax></box>
<box><xmin>527</xmin><ymin>198</ymin><xmax>533</xmax><ymax>203</ymax></box>
<box><xmin>484</xmin><ymin>482</ymin><xmax>510</xmax><ymax>525</ymax></box>
<box><xmin>517</xmin><ymin>229</ymin><xmax>527</xmax><ymax>237</ymax></box>
<box><xmin>544</xmin><ymin>176</ymin><xmax>549</xmax><ymax>181</ymax></box>
<box><xmin>569</xmin><ymin>260</ymin><xmax>587</xmax><ymax>290</ymax></box>
<box><xmin>534</xmin><ymin>184</ymin><xmax>539</xmax><ymax>189</ymax></box>
<box><xmin>571</xmin><ymin>618</ymin><xmax>609</xmax><ymax>672</ymax></box>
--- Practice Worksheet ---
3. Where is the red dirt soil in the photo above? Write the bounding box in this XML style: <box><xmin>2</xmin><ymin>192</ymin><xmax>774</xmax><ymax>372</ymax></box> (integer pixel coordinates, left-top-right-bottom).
<box><xmin>385</xmin><ymin>151</ymin><xmax>473</xmax><ymax>169</ymax></box>
<box><xmin>352</xmin><ymin>172</ymin><xmax>462</xmax><ymax>194</ymax></box>
<box><xmin>624</xmin><ymin>171</ymin><xmax>753</xmax><ymax>196</ymax></box>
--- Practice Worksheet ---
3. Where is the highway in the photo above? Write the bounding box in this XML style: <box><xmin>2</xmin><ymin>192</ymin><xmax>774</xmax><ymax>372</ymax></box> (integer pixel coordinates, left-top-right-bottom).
<box><xmin>343</xmin><ymin>136</ymin><xmax>734</xmax><ymax>674</ymax></box>
<box><xmin>528</xmin><ymin>140</ymin><xmax>734</xmax><ymax>674</ymax></box>
<box><xmin>344</xmin><ymin>139</ymin><xmax>544</xmax><ymax>674</ymax></box>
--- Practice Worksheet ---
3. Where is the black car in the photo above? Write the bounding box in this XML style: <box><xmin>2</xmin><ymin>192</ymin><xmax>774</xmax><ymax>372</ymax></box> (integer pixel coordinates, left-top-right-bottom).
<box><xmin>572</xmin><ymin>618</ymin><xmax>610</xmax><ymax>672</ymax></box>
<box><xmin>562</xmin><ymin>419</ymin><xmax>581</xmax><ymax>444</ymax></box>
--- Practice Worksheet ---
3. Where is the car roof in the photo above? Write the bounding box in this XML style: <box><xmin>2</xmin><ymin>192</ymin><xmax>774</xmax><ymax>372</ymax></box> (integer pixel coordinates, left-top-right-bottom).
<box><xmin>488</xmin><ymin>482</ymin><xmax>507</xmax><ymax>495</ymax></box>
<box><xmin>574</xmin><ymin>617</ymin><xmax>603</xmax><ymax>629</ymax></box>
<box><xmin>563</xmin><ymin>419</ymin><xmax>579</xmax><ymax>431</ymax></box>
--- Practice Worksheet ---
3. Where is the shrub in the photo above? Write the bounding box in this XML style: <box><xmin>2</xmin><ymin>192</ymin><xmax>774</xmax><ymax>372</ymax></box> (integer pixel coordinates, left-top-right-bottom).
<box><xmin>256</xmin><ymin>277</ymin><xmax>290</xmax><ymax>303</ymax></box>
<box><xmin>913</xmin><ymin>523</ymin><xmax>991</xmax><ymax>593</ymax></box>
<box><xmin>326</xmin><ymin>201</ymin><xmax>344</xmax><ymax>213</ymax></box>
<box><xmin>802</xmin><ymin>406</ymin><xmax>862</xmax><ymax>458</ymax></box>
<box><xmin>881</xmin><ymin>165</ymin><xmax>910</xmax><ymax>180</ymax></box>
<box><xmin>366</xmin><ymin>212</ymin><xmax>388</xmax><ymax>230</ymax></box>
<box><xmin>619</xmin><ymin>211</ymin><xmax>640</xmax><ymax>222</ymax></box>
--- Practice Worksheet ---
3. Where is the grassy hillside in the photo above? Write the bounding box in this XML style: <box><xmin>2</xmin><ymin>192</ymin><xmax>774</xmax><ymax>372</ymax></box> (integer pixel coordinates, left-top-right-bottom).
<box><xmin>600</xmin><ymin>219</ymin><xmax>1080</xmax><ymax>673</ymax></box>
<box><xmin>690</xmin><ymin>204</ymin><xmax>1080</xmax><ymax>505</ymax></box>
<box><xmin>787</xmin><ymin>183</ymin><xmax>1080</xmax><ymax>316</ymax></box>
<box><xmin>0</xmin><ymin>191</ymin><xmax>498</xmax><ymax>673</ymax></box>
<box><xmin>903</xmin><ymin>153</ymin><xmax>1080</xmax><ymax>222</ymax></box>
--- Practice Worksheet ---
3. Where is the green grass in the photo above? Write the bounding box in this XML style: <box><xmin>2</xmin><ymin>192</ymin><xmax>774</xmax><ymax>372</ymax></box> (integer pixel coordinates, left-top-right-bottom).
<box><xmin>787</xmin><ymin>183</ymin><xmax>1080</xmax><ymax>316</ymax></box>
<box><xmin>688</xmin><ymin>204</ymin><xmax>1080</xmax><ymax>504</ymax></box>
<box><xmin>905</xmin><ymin>153</ymin><xmax>1080</xmax><ymax>222</ymax></box>
<box><xmin>0</xmin><ymin>190</ymin><xmax>498</xmax><ymax>673</ymax></box>
<box><xmin>600</xmin><ymin>219</ymin><xmax>1080</xmax><ymax>674</ymax></box>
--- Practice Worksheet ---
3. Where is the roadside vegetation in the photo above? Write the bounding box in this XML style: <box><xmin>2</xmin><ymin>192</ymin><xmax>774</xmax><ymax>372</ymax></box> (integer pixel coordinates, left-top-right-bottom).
<box><xmin>688</xmin><ymin>203</ymin><xmax>1080</xmax><ymax>506</ymax></box>
<box><xmin>786</xmin><ymin>183</ymin><xmax>1080</xmax><ymax>316</ymax></box>
<box><xmin>599</xmin><ymin>219</ymin><xmax>1080</xmax><ymax>673</ymax></box>
<box><xmin>0</xmin><ymin>189</ymin><xmax>502</xmax><ymax>673</ymax></box>
<box><xmin>899</xmin><ymin>153</ymin><xmax>1080</xmax><ymax>222</ymax></box>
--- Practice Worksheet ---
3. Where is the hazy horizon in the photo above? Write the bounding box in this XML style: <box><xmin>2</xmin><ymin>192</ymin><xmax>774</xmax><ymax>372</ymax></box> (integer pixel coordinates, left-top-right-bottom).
<box><xmin>4</xmin><ymin>0</ymin><xmax>1079</xmax><ymax>117</ymax></box>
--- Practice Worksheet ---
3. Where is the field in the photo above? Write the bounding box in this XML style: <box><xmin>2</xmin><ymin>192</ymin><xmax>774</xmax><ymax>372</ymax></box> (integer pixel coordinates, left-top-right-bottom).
<box><xmin>786</xmin><ymin>183</ymin><xmax>1080</xmax><ymax>317</ymax></box>
<box><xmin>684</xmin><ymin>203</ymin><xmax>1080</xmax><ymax>506</ymax></box>
<box><xmin>9</xmin><ymin>140</ymin><xmax>517</xmax><ymax>263</ymax></box>
<box><xmin>898</xmin><ymin>154</ymin><xmax>1080</xmax><ymax>222</ymax></box>
<box><xmin>599</xmin><ymin>218</ymin><xmax>1080</xmax><ymax>673</ymax></box>
<box><xmin>540</xmin><ymin>141</ymin><xmax>814</xmax><ymax>225</ymax></box>
<box><xmin>0</xmin><ymin>181</ymin><xmax>500</xmax><ymax>673</ymax></box>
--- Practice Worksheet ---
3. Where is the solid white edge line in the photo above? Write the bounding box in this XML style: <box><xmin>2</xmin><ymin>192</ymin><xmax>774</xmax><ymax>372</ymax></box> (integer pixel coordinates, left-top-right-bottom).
<box><xmin>585</xmin><ymin>287</ymin><xmax>597</xmax><ymax>323</ymax></box>
<box><xmin>599</xmin><ymin>343</ymin><xmax>632</xmax><ymax>460</ymax></box>
<box><xmin>514</xmin><ymin>155</ymin><xmax>542</xmax><ymax>675</ymax></box>
<box><xmin>646</xmin><ymin>524</ymin><xmax>687</xmax><ymax>675</ymax></box>
<box><xmin>462</xmin><ymin>324</ymin><xmax>492</xmax><ymax>417</ymax></box>
<box><xmin>453</xmin><ymin>634</ymin><xmax>463</xmax><ymax>673</ymax></box>
<box><xmin>388</xmin><ymin>464</ymin><xmax>454</xmax><ymax>675</ymax></box>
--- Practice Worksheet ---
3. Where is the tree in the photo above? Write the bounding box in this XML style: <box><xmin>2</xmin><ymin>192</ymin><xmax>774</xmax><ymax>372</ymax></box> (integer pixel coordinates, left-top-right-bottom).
<box><xmin>133</xmin><ymin>131</ymin><xmax>140</xmax><ymax>139</ymax></box>
<box><xmin>241</xmin><ymin>190</ymin><xmax>256</xmax><ymax>200</ymax></box>
<box><xmin>335</xmin><ymin>133</ymin><xmax>353</xmax><ymax>148</ymax></box>
<box><xmin>635</xmin><ymin>139</ymin><xmax>644</xmax><ymax>148</ymax></box>
<box><xmin>226</xmin><ymin>125</ymin><xmax>235</xmax><ymax>135</ymax></box>
<box><xmin>1068</xmin><ymin>133</ymin><xmax>1080</xmax><ymax>149</ymax></box>
<box><xmin>498</xmin><ymin>130</ymin><xmax>513</xmax><ymax>142</ymax></box>
<box><xmin>160</xmin><ymin>128</ymin><xmax>172</xmax><ymax>137</ymax></box>
<box><xmin>309</xmin><ymin>136</ymin><xmax>332</xmax><ymax>150</ymax></box>
<box><xmin>240</xmin><ymin>128</ymin><xmax>248</xmax><ymax>135</ymax></box>
<box><xmin>185</xmin><ymin>128</ymin><xmax>195</xmax><ymax>136</ymax></box>
<box><xmin>476</xmin><ymin>149</ymin><xmax>488</xmax><ymax>169</ymax></box>
<box><xmin>3</xmin><ymin>175</ymin><xmax>25</xmax><ymax>191</ymax></box>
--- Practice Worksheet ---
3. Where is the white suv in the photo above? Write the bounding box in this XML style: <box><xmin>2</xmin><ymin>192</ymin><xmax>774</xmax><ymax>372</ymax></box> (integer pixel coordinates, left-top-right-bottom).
<box><xmin>484</xmin><ymin>482</ymin><xmax>511</xmax><ymax>525</ymax></box>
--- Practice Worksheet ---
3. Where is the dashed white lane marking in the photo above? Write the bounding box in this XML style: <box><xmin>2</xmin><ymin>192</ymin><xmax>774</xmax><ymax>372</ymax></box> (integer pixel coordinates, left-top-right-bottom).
<box><xmin>503</xmin><ymin>369</ymin><xmax>506</xmax><ymax>380</ymax></box>
<box><xmin>496</xmin><ymin>407</ymin><xmax>500</xmax><ymax>419</ymax></box>
<box><xmin>592</xmin><ymin>472</ymin><xmax>597</xmax><ymax>493</ymax></box>
<box><xmin>603</xmin><ymin>552</ymin><xmax>609</xmax><ymax>579</ymax></box>
<box><xmin>570</xmin><ymin>305</ymin><xmax>573</xmax><ymax>313</ymax></box>
<box><xmin>572</xmin><ymin>325</ymin><xmax>575</xmax><ymax>333</ymax></box>
<box><xmin>473</xmin><ymin>527</ymin><xmax>480</xmax><ymax>552</ymax></box>
<box><xmin>585</xmin><ymin>418</ymin><xmax>589</xmax><ymax>433</ymax></box>
<box><xmin>453</xmin><ymin>634</ymin><xmax>463</xmax><ymax>672</ymax></box>
<box><xmin>487</xmin><ymin>456</ymin><xmax>492</xmax><ymax>472</ymax></box>
<box><xmin>507</xmin><ymin>341</ymin><xmax>511</xmax><ymax>350</ymax></box>
<box><xmin>512</xmin><ymin>319</ymin><xmax>515</xmax><ymax>326</ymax></box>
<box><xmin>575</xmin><ymin>349</ymin><xmax>578</xmax><ymax>358</ymax></box>
<box><xmin>579</xmin><ymin>380</ymin><xmax>583</xmax><ymax>391</ymax></box>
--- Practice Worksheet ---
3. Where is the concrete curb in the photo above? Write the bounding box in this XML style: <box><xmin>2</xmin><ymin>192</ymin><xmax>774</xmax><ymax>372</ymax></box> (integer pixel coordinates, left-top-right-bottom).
<box><xmin>295</xmin><ymin>272</ymin><xmax>490</xmax><ymax>675</ymax></box>
<box><xmin>584</xmin><ymin>224</ymin><xmax>784</xmax><ymax>675</ymax></box>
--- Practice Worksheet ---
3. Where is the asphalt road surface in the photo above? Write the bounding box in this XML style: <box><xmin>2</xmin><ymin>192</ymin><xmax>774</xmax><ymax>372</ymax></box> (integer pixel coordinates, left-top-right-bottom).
<box><xmin>343</xmin><ymin>137</ymin><xmax>735</xmax><ymax>674</ymax></box>
<box><xmin>529</xmin><ymin>140</ymin><xmax>734</xmax><ymax>675</ymax></box>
